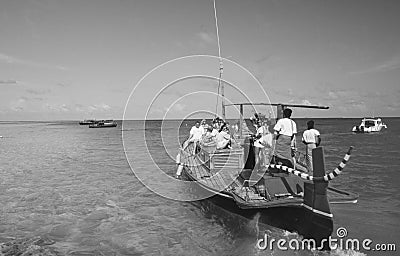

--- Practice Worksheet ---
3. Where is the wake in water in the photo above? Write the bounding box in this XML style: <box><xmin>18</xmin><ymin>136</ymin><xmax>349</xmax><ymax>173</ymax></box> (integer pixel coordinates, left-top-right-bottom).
<box><xmin>0</xmin><ymin>237</ymin><xmax>57</xmax><ymax>256</ymax></box>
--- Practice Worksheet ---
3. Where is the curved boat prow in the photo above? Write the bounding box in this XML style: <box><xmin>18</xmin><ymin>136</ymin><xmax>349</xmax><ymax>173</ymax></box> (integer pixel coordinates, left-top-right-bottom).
<box><xmin>302</xmin><ymin>147</ymin><xmax>333</xmax><ymax>250</ymax></box>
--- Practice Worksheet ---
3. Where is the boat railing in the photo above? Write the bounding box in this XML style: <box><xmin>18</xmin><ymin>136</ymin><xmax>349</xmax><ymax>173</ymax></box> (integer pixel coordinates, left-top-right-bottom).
<box><xmin>198</xmin><ymin>146</ymin><xmax>244</xmax><ymax>172</ymax></box>
<box><xmin>292</xmin><ymin>150</ymin><xmax>308</xmax><ymax>169</ymax></box>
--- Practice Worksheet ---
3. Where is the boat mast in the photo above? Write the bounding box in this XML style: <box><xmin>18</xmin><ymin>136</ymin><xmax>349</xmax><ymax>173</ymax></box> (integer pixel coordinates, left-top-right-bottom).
<box><xmin>213</xmin><ymin>0</ymin><xmax>225</xmax><ymax>120</ymax></box>
<box><xmin>220</xmin><ymin>60</ymin><xmax>225</xmax><ymax>120</ymax></box>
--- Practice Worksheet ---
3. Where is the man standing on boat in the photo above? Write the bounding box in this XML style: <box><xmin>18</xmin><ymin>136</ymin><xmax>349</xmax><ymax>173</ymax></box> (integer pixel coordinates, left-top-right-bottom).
<box><xmin>273</xmin><ymin>108</ymin><xmax>297</xmax><ymax>167</ymax></box>
<box><xmin>187</xmin><ymin>121</ymin><xmax>204</xmax><ymax>154</ymax></box>
<box><xmin>302</xmin><ymin>120</ymin><xmax>321</xmax><ymax>171</ymax></box>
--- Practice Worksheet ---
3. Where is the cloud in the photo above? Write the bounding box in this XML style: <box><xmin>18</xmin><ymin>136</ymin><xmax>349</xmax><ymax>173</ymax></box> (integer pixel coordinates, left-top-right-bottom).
<box><xmin>255</xmin><ymin>55</ymin><xmax>272</xmax><ymax>64</ymax></box>
<box><xmin>44</xmin><ymin>103</ymin><xmax>70</xmax><ymax>112</ymax></box>
<box><xmin>166</xmin><ymin>103</ymin><xmax>185</xmax><ymax>113</ymax></box>
<box><xmin>56</xmin><ymin>82</ymin><xmax>70</xmax><ymax>87</ymax></box>
<box><xmin>88</xmin><ymin>103</ymin><xmax>111</xmax><ymax>112</ymax></box>
<box><xmin>386</xmin><ymin>102</ymin><xmax>400</xmax><ymax>111</ymax></box>
<box><xmin>0</xmin><ymin>52</ymin><xmax>68</xmax><ymax>71</ymax></box>
<box><xmin>322</xmin><ymin>89</ymin><xmax>358</xmax><ymax>102</ymax></box>
<box><xmin>347</xmin><ymin>100</ymin><xmax>367</xmax><ymax>112</ymax></box>
<box><xmin>9</xmin><ymin>98</ymin><xmax>26</xmax><ymax>112</ymax></box>
<box><xmin>301</xmin><ymin>99</ymin><xmax>312</xmax><ymax>106</ymax></box>
<box><xmin>327</xmin><ymin>91</ymin><xmax>338</xmax><ymax>100</ymax></box>
<box><xmin>349</xmin><ymin>57</ymin><xmax>400</xmax><ymax>75</ymax></box>
<box><xmin>26</xmin><ymin>88</ymin><xmax>51</xmax><ymax>95</ymax></box>
<box><xmin>196</xmin><ymin>32</ymin><xmax>215</xmax><ymax>44</ymax></box>
<box><xmin>0</xmin><ymin>79</ymin><xmax>19</xmax><ymax>85</ymax></box>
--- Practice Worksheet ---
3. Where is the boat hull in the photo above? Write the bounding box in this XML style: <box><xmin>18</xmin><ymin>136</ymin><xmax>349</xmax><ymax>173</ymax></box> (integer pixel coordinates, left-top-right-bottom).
<box><xmin>182</xmin><ymin>169</ymin><xmax>333</xmax><ymax>250</ymax></box>
<box><xmin>88</xmin><ymin>123</ymin><xmax>117</xmax><ymax>128</ymax></box>
<box><xmin>352</xmin><ymin>118</ymin><xmax>387</xmax><ymax>133</ymax></box>
<box><xmin>79</xmin><ymin>120</ymin><xmax>96</xmax><ymax>125</ymax></box>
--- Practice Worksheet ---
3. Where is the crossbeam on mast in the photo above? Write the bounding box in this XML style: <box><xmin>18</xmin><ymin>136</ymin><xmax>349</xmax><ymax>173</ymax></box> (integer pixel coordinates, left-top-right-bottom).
<box><xmin>224</xmin><ymin>103</ymin><xmax>329</xmax><ymax>109</ymax></box>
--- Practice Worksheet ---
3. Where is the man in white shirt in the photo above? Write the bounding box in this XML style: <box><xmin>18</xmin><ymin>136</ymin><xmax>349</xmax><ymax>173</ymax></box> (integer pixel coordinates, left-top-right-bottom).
<box><xmin>187</xmin><ymin>121</ymin><xmax>203</xmax><ymax>154</ymax></box>
<box><xmin>188</xmin><ymin>121</ymin><xmax>203</xmax><ymax>142</ymax></box>
<box><xmin>302</xmin><ymin>120</ymin><xmax>321</xmax><ymax>171</ymax></box>
<box><xmin>273</xmin><ymin>108</ymin><xmax>297</xmax><ymax>167</ymax></box>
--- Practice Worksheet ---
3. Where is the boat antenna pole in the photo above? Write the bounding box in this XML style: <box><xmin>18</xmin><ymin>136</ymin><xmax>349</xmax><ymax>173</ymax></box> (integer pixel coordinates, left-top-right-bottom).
<box><xmin>213</xmin><ymin>0</ymin><xmax>225</xmax><ymax>120</ymax></box>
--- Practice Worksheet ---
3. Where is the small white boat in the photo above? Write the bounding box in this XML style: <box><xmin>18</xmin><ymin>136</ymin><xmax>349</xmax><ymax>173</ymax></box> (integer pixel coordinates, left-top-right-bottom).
<box><xmin>89</xmin><ymin>120</ymin><xmax>117</xmax><ymax>128</ymax></box>
<box><xmin>352</xmin><ymin>117</ymin><xmax>387</xmax><ymax>133</ymax></box>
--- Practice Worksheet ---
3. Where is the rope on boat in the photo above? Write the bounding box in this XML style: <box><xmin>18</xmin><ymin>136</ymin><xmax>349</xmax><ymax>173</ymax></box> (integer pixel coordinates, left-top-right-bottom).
<box><xmin>269</xmin><ymin>147</ymin><xmax>353</xmax><ymax>182</ymax></box>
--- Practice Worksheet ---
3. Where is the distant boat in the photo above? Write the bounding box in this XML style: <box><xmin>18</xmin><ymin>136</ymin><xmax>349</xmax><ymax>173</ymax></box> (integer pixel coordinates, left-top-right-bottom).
<box><xmin>79</xmin><ymin>119</ymin><xmax>97</xmax><ymax>125</ymax></box>
<box><xmin>352</xmin><ymin>117</ymin><xmax>387</xmax><ymax>133</ymax></box>
<box><xmin>89</xmin><ymin>120</ymin><xmax>117</xmax><ymax>128</ymax></box>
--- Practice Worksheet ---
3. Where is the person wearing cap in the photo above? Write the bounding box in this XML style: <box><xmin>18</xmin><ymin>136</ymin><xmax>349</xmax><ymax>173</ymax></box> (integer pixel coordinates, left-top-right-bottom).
<box><xmin>273</xmin><ymin>108</ymin><xmax>297</xmax><ymax>167</ymax></box>
<box><xmin>302</xmin><ymin>120</ymin><xmax>321</xmax><ymax>171</ymax></box>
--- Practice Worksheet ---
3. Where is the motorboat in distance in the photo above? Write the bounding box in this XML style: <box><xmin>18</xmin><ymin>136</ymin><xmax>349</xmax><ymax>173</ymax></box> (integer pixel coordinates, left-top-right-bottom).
<box><xmin>352</xmin><ymin>117</ymin><xmax>387</xmax><ymax>133</ymax></box>
<box><xmin>89</xmin><ymin>120</ymin><xmax>117</xmax><ymax>128</ymax></box>
<box><xmin>79</xmin><ymin>119</ymin><xmax>97</xmax><ymax>125</ymax></box>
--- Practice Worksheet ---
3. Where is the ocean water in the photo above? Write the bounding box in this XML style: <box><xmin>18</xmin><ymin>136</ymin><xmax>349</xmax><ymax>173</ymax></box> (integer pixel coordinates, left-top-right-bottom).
<box><xmin>0</xmin><ymin>118</ymin><xmax>399</xmax><ymax>255</ymax></box>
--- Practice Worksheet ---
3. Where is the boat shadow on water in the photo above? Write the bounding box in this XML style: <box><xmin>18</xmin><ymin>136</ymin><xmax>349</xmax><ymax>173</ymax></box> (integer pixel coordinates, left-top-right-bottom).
<box><xmin>189</xmin><ymin>196</ymin><xmax>327</xmax><ymax>255</ymax></box>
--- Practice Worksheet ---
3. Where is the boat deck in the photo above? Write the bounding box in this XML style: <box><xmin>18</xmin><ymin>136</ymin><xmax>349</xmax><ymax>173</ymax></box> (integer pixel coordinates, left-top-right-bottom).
<box><xmin>182</xmin><ymin>143</ymin><xmax>301</xmax><ymax>204</ymax></box>
<box><xmin>181</xmin><ymin>142</ymin><xmax>358</xmax><ymax>208</ymax></box>
<box><xmin>184</xmin><ymin>152</ymin><xmax>239</xmax><ymax>192</ymax></box>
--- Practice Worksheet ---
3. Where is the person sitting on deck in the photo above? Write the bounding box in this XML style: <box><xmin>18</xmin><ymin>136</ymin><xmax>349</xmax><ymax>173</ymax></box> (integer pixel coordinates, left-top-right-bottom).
<box><xmin>200</xmin><ymin>119</ymin><xmax>207</xmax><ymax>134</ymax></box>
<box><xmin>211</xmin><ymin>120</ymin><xmax>219</xmax><ymax>137</ymax></box>
<box><xmin>216</xmin><ymin>124</ymin><xmax>232</xmax><ymax>150</ymax></box>
<box><xmin>272</xmin><ymin>108</ymin><xmax>297</xmax><ymax>168</ymax></box>
<box><xmin>200</xmin><ymin>125</ymin><xmax>217</xmax><ymax>149</ymax></box>
<box><xmin>302</xmin><ymin>120</ymin><xmax>321</xmax><ymax>172</ymax></box>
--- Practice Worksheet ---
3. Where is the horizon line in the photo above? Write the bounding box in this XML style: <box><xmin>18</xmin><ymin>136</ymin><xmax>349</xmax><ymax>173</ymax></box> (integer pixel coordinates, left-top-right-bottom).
<box><xmin>0</xmin><ymin>116</ymin><xmax>399</xmax><ymax>122</ymax></box>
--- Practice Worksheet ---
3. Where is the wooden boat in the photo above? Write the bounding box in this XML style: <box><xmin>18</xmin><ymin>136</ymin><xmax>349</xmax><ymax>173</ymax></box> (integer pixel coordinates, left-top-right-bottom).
<box><xmin>177</xmin><ymin>103</ymin><xmax>358</xmax><ymax>249</ymax></box>
<box><xmin>88</xmin><ymin>120</ymin><xmax>117</xmax><ymax>128</ymax></box>
<box><xmin>174</xmin><ymin>1</ymin><xmax>357</xmax><ymax>249</ymax></box>
<box><xmin>352</xmin><ymin>117</ymin><xmax>387</xmax><ymax>133</ymax></box>
<box><xmin>79</xmin><ymin>119</ymin><xmax>97</xmax><ymax>125</ymax></box>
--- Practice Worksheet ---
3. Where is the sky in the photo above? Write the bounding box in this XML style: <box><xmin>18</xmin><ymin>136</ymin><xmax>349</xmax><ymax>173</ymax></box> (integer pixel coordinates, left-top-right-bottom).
<box><xmin>1</xmin><ymin>0</ymin><xmax>399</xmax><ymax>120</ymax></box>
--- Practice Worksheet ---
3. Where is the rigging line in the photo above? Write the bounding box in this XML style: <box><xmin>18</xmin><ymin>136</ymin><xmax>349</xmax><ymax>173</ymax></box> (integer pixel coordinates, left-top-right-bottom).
<box><xmin>213</xmin><ymin>0</ymin><xmax>224</xmax><ymax>118</ymax></box>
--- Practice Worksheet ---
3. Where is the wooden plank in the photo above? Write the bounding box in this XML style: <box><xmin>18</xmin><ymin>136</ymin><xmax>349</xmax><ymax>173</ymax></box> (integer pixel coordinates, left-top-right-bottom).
<box><xmin>209</xmin><ymin>174</ymin><xmax>224</xmax><ymax>190</ymax></box>
<box><xmin>214</xmin><ymin>172</ymin><xmax>226</xmax><ymax>189</ymax></box>
<box><xmin>219</xmin><ymin>169</ymin><xmax>238</xmax><ymax>185</ymax></box>
<box><xmin>215</xmin><ymin>172</ymin><xmax>229</xmax><ymax>189</ymax></box>
<box><xmin>191</xmin><ymin>159</ymin><xmax>202</xmax><ymax>179</ymax></box>
<box><xmin>194</xmin><ymin>160</ymin><xmax>220</xmax><ymax>189</ymax></box>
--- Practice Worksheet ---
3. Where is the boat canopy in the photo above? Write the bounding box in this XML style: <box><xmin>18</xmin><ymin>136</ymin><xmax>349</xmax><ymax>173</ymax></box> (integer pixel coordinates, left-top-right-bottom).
<box><xmin>223</xmin><ymin>102</ymin><xmax>329</xmax><ymax>138</ymax></box>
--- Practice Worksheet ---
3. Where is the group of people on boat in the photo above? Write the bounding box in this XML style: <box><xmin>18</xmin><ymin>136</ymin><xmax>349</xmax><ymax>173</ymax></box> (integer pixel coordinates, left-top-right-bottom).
<box><xmin>250</xmin><ymin>115</ymin><xmax>274</xmax><ymax>171</ymax></box>
<box><xmin>272</xmin><ymin>108</ymin><xmax>321</xmax><ymax>171</ymax></box>
<box><xmin>180</xmin><ymin>108</ymin><xmax>322</xmax><ymax>176</ymax></box>
<box><xmin>186</xmin><ymin>117</ymin><xmax>235</xmax><ymax>154</ymax></box>
<box><xmin>248</xmin><ymin>108</ymin><xmax>322</xmax><ymax>172</ymax></box>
